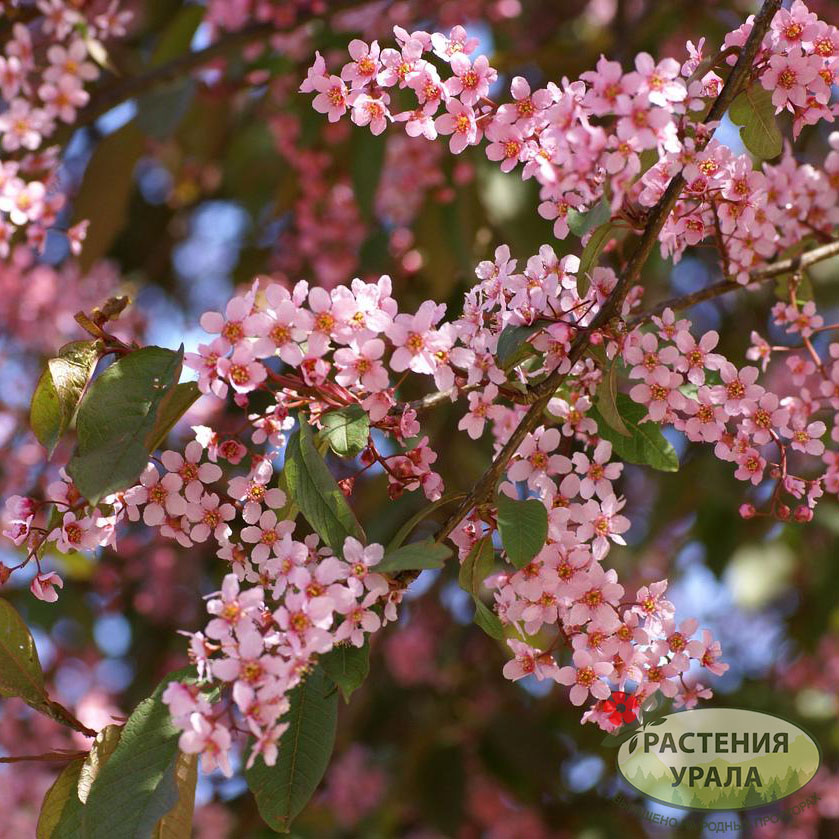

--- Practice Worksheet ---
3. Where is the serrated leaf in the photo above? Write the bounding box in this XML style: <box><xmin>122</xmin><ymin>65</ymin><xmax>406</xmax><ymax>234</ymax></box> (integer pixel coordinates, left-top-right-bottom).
<box><xmin>320</xmin><ymin>405</ymin><xmax>370</xmax><ymax>457</ymax></box>
<box><xmin>82</xmin><ymin>673</ymin><xmax>187</xmax><ymax>838</ymax></box>
<box><xmin>0</xmin><ymin>598</ymin><xmax>88</xmax><ymax>732</ymax></box>
<box><xmin>473</xmin><ymin>600</ymin><xmax>505</xmax><ymax>640</ymax></box>
<box><xmin>729</xmin><ymin>84</ymin><xmax>782</xmax><ymax>160</ymax></box>
<box><xmin>284</xmin><ymin>419</ymin><xmax>365</xmax><ymax>551</ymax></box>
<box><xmin>376</xmin><ymin>538</ymin><xmax>452</xmax><ymax>574</ymax></box>
<box><xmin>30</xmin><ymin>341</ymin><xmax>100</xmax><ymax>456</ymax></box>
<box><xmin>495</xmin><ymin>494</ymin><xmax>547</xmax><ymax>569</ymax></box>
<box><xmin>495</xmin><ymin>322</ymin><xmax>547</xmax><ymax>366</ymax></box>
<box><xmin>458</xmin><ymin>536</ymin><xmax>495</xmax><ymax>597</ymax></box>
<box><xmin>245</xmin><ymin>666</ymin><xmax>338</xmax><ymax>833</ymax></box>
<box><xmin>590</xmin><ymin>392</ymin><xmax>679</xmax><ymax>472</ymax></box>
<box><xmin>36</xmin><ymin>758</ymin><xmax>85</xmax><ymax>838</ymax></box>
<box><xmin>319</xmin><ymin>640</ymin><xmax>370</xmax><ymax>703</ymax></box>
<box><xmin>594</xmin><ymin>360</ymin><xmax>631</xmax><ymax>437</ymax></box>
<box><xmin>568</xmin><ymin>198</ymin><xmax>611</xmax><ymax>237</ymax></box>
<box><xmin>67</xmin><ymin>346</ymin><xmax>185</xmax><ymax>504</ymax></box>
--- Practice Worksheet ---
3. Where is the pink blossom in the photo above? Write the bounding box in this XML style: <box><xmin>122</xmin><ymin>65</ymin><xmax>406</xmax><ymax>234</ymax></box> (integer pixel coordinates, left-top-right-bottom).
<box><xmin>502</xmin><ymin>639</ymin><xmax>559</xmax><ymax>681</ymax></box>
<box><xmin>434</xmin><ymin>98</ymin><xmax>479</xmax><ymax>154</ymax></box>
<box><xmin>309</xmin><ymin>73</ymin><xmax>348</xmax><ymax>122</ymax></box>
<box><xmin>161</xmin><ymin>441</ymin><xmax>223</xmax><ymax>503</ymax></box>
<box><xmin>555</xmin><ymin>649</ymin><xmax>613</xmax><ymax>705</ymax></box>
<box><xmin>762</xmin><ymin>50</ymin><xmax>820</xmax><ymax>112</ymax></box>
<box><xmin>334</xmin><ymin>339</ymin><xmax>388</xmax><ymax>391</ymax></box>
<box><xmin>341</xmin><ymin>40</ymin><xmax>381</xmax><ymax>89</ymax></box>
<box><xmin>30</xmin><ymin>571</ymin><xmax>63</xmax><ymax>603</ymax></box>
<box><xmin>218</xmin><ymin>345</ymin><xmax>266</xmax><ymax>394</ymax></box>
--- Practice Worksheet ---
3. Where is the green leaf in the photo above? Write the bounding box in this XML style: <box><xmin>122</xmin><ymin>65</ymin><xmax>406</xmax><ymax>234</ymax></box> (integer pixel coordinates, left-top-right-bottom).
<box><xmin>594</xmin><ymin>360</ymin><xmax>631</xmax><ymax>437</ymax></box>
<box><xmin>473</xmin><ymin>599</ymin><xmax>505</xmax><ymax>640</ymax></box>
<box><xmin>567</xmin><ymin>198</ymin><xmax>611</xmax><ymax>237</ymax></box>
<box><xmin>320</xmin><ymin>405</ymin><xmax>370</xmax><ymax>457</ymax></box>
<box><xmin>73</xmin><ymin>121</ymin><xmax>145</xmax><ymax>272</ymax></box>
<box><xmin>578</xmin><ymin>223</ymin><xmax>616</xmax><ymax>292</ymax></box>
<box><xmin>458</xmin><ymin>536</ymin><xmax>495</xmax><ymax>597</ymax></box>
<box><xmin>495</xmin><ymin>322</ymin><xmax>546</xmax><ymax>367</ymax></box>
<box><xmin>729</xmin><ymin>84</ymin><xmax>783</xmax><ymax>160</ymax></box>
<box><xmin>377</xmin><ymin>538</ymin><xmax>452</xmax><ymax>574</ymax></box>
<box><xmin>590</xmin><ymin>392</ymin><xmax>679</xmax><ymax>472</ymax></box>
<box><xmin>350</xmin><ymin>130</ymin><xmax>386</xmax><ymax>221</ymax></box>
<box><xmin>36</xmin><ymin>724</ymin><xmax>123</xmax><ymax>838</ymax></box>
<box><xmin>319</xmin><ymin>640</ymin><xmax>370</xmax><ymax>703</ymax></box>
<box><xmin>284</xmin><ymin>418</ymin><xmax>365</xmax><ymax>551</ymax></box>
<box><xmin>149</xmin><ymin>4</ymin><xmax>205</xmax><ymax>66</ymax></box>
<box><xmin>386</xmin><ymin>492</ymin><xmax>466</xmax><ymax>552</ymax></box>
<box><xmin>82</xmin><ymin>673</ymin><xmax>188</xmax><ymax>838</ymax></box>
<box><xmin>495</xmin><ymin>494</ymin><xmax>547</xmax><ymax>569</ymax></box>
<box><xmin>152</xmin><ymin>752</ymin><xmax>198</xmax><ymax>839</ymax></box>
<box><xmin>145</xmin><ymin>381</ymin><xmax>202</xmax><ymax>452</ymax></box>
<box><xmin>457</xmin><ymin>537</ymin><xmax>504</xmax><ymax>639</ymax></box>
<box><xmin>67</xmin><ymin>346</ymin><xmax>186</xmax><ymax>504</ymax></box>
<box><xmin>30</xmin><ymin>341</ymin><xmax>101</xmax><ymax>456</ymax></box>
<box><xmin>36</xmin><ymin>758</ymin><xmax>85</xmax><ymax>838</ymax></box>
<box><xmin>0</xmin><ymin>598</ymin><xmax>88</xmax><ymax>731</ymax></box>
<box><xmin>245</xmin><ymin>666</ymin><xmax>338</xmax><ymax>833</ymax></box>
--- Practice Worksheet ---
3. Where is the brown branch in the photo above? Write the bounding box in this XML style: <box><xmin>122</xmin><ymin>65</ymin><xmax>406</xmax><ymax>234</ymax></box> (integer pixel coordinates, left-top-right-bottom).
<box><xmin>629</xmin><ymin>239</ymin><xmax>839</xmax><ymax>327</ymax></box>
<box><xmin>434</xmin><ymin>0</ymin><xmax>781</xmax><ymax>544</ymax></box>
<box><xmin>72</xmin><ymin>22</ymin><xmax>276</xmax><ymax>130</ymax></box>
<box><xmin>0</xmin><ymin>750</ymin><xmax>88</xmax><ymax>763</ymax></box>
<box><xmin>62</xmin><ymin>0</ymin><xmax>375</xmax><ymax>133</ymax></box>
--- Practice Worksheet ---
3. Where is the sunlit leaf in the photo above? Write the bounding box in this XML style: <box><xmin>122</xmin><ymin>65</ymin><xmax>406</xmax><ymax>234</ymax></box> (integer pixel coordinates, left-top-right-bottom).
<box><xmin>67</xmin><ymin>346</ymin><xmax>186</xmax><ymax>504</ymax></box>
<box><xmin>30</xmin><ymin>341</ymin><xmax>101</xmax><ymax>456</ymax></box>
<box><xmin>590</xmin><ymin>393</ymin><xmax>679</xmax><ymax>472</ymax></box>
<box><xmin>320</xmin><ymin>404</ymin><xmax>370</xmax><ymax>457</ymax></box>
<box><xmin>729</xmin><ymin>84</ymin><xmax>782</xmax><ymax>160</ymax></box>
<box><xmin>0</xmin><ymin>598</ymin><xmax>88</xmax><ymax>732</ymax></box>
<box><xmin>36</xmin><ymin>758</ymin><xmax>85</xmax><ymax>839</ymax></box>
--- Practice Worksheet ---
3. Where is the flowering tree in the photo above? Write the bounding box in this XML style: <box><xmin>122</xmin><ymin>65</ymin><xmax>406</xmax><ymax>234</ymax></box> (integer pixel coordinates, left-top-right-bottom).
<box><xmin>1</xmin><ymin>0</ymin><xmax>839</xmax><ymax>835</ymax></box>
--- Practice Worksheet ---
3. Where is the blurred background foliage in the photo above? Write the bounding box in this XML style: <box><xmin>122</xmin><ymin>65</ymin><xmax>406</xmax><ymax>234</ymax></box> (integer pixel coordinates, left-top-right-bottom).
<box><xmin>2</xmin><ymin>0</ymin><xmax>839</xmax><ymax>836</ymax></box>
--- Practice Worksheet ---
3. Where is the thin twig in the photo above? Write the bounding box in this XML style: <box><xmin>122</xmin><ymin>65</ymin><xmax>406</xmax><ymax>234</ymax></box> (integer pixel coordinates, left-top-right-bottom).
<box><xmin>629</xmin><ymin>239</ymin><xmax>839</xmax><ymax>327</ymax></box>
<box><xmin>0</xmin><ymin>750</ymin><xmax>88</xmax><ymax>763</ymax></box>
<box><xmin>434</xmin><ymin>0</ymin><xmax>782</xmax><ymax>544</ymax></box>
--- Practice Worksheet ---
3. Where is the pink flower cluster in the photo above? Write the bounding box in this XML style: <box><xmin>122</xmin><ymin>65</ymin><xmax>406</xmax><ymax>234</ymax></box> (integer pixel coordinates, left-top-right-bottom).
<box><xmin>163</xmin><ymin>529</ymin><xmax>400</xmax><ymax>774</ymax></box>
<box><xmin>302</xmin><ymin>5</ymin><xmax>838</xmax><ymax>283</ymax></box>
<box><xmin>622</xmin><ymin>299</ymin><xmax>835</xmax><ymax>522</ymax></box>
<box><xmin>0</xmin><ymin>0</ymin><xmax>130</xmax><ymax>251</ymax></box>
